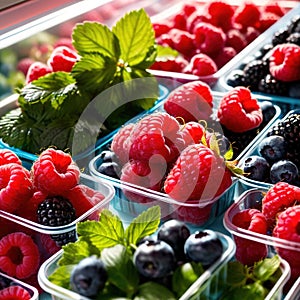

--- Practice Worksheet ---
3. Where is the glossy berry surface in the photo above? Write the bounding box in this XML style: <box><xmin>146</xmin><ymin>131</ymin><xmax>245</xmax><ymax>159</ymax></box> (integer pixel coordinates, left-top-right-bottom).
<box><xmin>258</xmin><ymin>135</ymin><xmax>287</xmax><ymax>163</ymax></box>
<box><xmin>270</xmin><ymin>159</ymin><xmax>299</xmax><ymax>184</ymax></box>
<box><xmin>240</xmin><ymin>155</ymin><xmax>270</xmax><ymax>181</ymax></box>
<box><xmin>97</xmin><ymin>161</ymin><xmax>121</xmax><ymax>179</ymax></box>
<box><xmin>184</xmin><ymin>230</ymin><xmax>223</xmax><ymax>268</ymax></box>
<box><xmin>70</xmin><ymin>256</ymin><xmax>108</xmax><ymax>297</ymax></box>
<box><xmin>157</xmin><ymin>219</ymin><xmax>190</xmax><ymax>261</ymax></box>
<box><xmin>133</xmin><ymin>240</ymin><xmax>176</xmax><ymax>279</ymax></box>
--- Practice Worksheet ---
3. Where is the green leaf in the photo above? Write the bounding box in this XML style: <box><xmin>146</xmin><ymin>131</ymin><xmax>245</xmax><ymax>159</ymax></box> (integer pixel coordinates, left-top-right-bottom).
<box><xmin>125</xmin><ymin>206</ymin><xmax>160</xmax><ymax>246</ymax></box>
<box><xmin>252</xmin><ymin>255</ymin><xmax>281</xmax><ymax>282</ymax></box>
<box><xmin>72</xmin><ymin>21</ymin><xmax>121</xmax><ymax>59</ymax></box>
<box><xmin>101</xmin><ymin>244</ymin><xmax>139</xmax><ymax>296</ymax></box>
<box><xmin>48</xmin><ymin>265</ymin><xmax>74</xmax><ymax>289</ymax></box>
<box><xmin>156</xmin><ymin>45</ymin><xmax>178</xmax><ymax>59</ymax></box>
<box><xmin>76</xmin><ymin>211</ymin><xmax>125</xmax><ymax>250</ymax></box>
<box><xmin>112</xmin><ymin>9</ymin><xmax>155</xmax><ymax>66</ymax></box>
<box><xmin>71</xmin><ymin>54</ymin><xmax>117</xmax><ymax>95</ymax></box>
<box><xmin>226</xmin><ymin>261</ymin><xmax>247</xmax><ymax>287</ymax></box>
<box><xmin>134</xmin><ymin>282</ymin><xmax>176</xmax><ymax>300</ymax></box>
<box><xmin>223</xmin><ymin>282</ymin><xmax>266</xmax><ymax>300</ymax></box>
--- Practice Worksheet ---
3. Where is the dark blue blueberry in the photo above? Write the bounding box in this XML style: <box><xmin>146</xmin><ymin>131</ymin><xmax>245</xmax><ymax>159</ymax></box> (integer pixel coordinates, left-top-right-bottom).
<box><xmin>270</xmin><ymin>160</ymin><xmax>299</xmax><ymax>184</ymax></box>
<box><xmin>97</xmin><ymin>161</ymin><xmax>121</xmax><ymax>179</ymax></box>
<box><xmin>184</xmin><ymin>230</ymin><xmax>223</xmax><ymax>268</ymax></box>
<box><xmin>70</xmin><ymin>256</ymin><xmax>108</xmax><ymax>298</ymax></box>
<box><xmin>240</xmin><ymin>155</ymin><xmax>270</xmax><ymax>181</ymax></box>
<box><xmin>258</xmin><ymin>135</ymin><xmax>287</xmax><ymax>163</ymax></box>
<box><xmin>133</xmin><ymin>240</ymin><xmax>176</xmax><ymax>279</ymax></box>
<box><xmin>99</xmin><ymin>150</ymin><xmax>118</xmax><ymax>163</ymax></box>
<box><xmin>259</xmin><ymin>101</ymin><xmax>276</xmax><ymax>125</ymax></box>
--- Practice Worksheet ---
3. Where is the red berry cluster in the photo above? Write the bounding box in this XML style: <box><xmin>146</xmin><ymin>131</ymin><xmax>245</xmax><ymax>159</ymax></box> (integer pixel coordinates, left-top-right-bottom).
<box><xmin>151</xmin><ymin>0</ymin><xmax>286</xmax><ymax>76</ymax></box>
<box><xmin>232</xmin><ymin>182</ymin><xmax>300</xmax><ymax>281</ymax></box>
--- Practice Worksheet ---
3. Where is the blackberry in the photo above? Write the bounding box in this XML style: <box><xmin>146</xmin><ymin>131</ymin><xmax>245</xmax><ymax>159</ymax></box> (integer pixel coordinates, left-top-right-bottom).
<box><xmin>258</xmin><ymin>74</ymin><xmax>288</xmax><ymax>96</ymax></box>
<box><xmin>286</xmin><ymin>32</ymin><xmax>300</xmax><ymax>46</ymax></box>
<box><xmin>287</xmin><ymin>15</ymin><xmax>300</xmax><ymax>34</ymax></box>
<box><xmin>243</xmin><ymin>60</ymin><xmax>269</xmax><ymax>90</ymax></box>
<box><xmin>271</xmin><ymin>28</ymin><xmax>289</xmax><ymax>46</ymax></box>
<box><xmin>37</xmin><ymin>196</ymin><xmax>77</xmax><ymax>246</ymax></box>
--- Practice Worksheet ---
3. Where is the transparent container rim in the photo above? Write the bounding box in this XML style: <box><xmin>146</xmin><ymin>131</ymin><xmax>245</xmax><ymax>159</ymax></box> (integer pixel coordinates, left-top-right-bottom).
<box><xmin>284</xmin><ymin>276</ymin><xmax>300</xmax><ymax>300</ymax></box>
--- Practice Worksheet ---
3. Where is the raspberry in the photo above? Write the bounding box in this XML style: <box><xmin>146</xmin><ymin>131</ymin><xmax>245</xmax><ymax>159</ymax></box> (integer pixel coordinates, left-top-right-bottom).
<box><xmin>163</xmin><ymin>81</ymin><xmax>213</xmax><ymax>122</ymax></box>
<box><xmin>128</xmin><ymin>112</ymin><xmax>185</xmax><ymax>164</ymax></box>
<box><xmin>232</xmin><ymin>208</ymin><xmax>268</xmax><ymax>265</ymax></box>
<box><xmin>0</xmin><ymin>232</ymin><xmax>40</xmax><ymax>279</ymax></box>
<box><xmin>163</xmin><ymin>143</ymin><xmax>232</xmax><ymax>202</ymax></box>
<box><xmin>213</xmin><ymin>46</ymin><xmax>236</xmax><ymax>69</ymax></box>
<box><xmin>262</xmin><ymin>182</ymin><xmax>300</xmax><ymax>228</ymax></box>
<box><xmin>225</xmin><ymin>29</ymin><xmax>247</xmax><ymax>53</ymax></box>
<box><xmin>269</xmin><ymin>43</ymin><xmax>300</xmax><ymax>82</ymax></box>
<box><xmin>233</xmin><ymin>2</ymin><xmax>261</xmax><ymax>29</ymax></box>
<box><xmin>39</xmin><ymin>233</ymin><xmax>60</xmax><ymax>257</ymax></box>
<box><xmin>0</xmin><ymin>286</ymin><xmax>31</xmax><ymax>300</ymax></box>
<box><xmin>193</xmin><ymin>22</ymin><xmax>226</xmax><ymax>56</ymax></box>
<box><xmin>181</xmin><ymin>121</ymin><xmax>206</xmax><ymax>146</ymax></box>
<box><xmin>168</xmin><ymin>29</ymin><xmax>195</xmax><ymax>56</ymax></box>
<box><xmin>152</xmin><ymin>22</ymin><xmax>172</xmax><ymax>38</ymax></box>
<box><xmin>217</xmin><ymin>86</ymin><xmax>263</xmax><ymax>133</ymax></box>
<box><xmin>150</xmin><ymin>56</ymin><xmax>188</xmax><ymax>72</ymax></box>
<box><xmin>53</xmin><ymin>37</ymin><xmax>75</xmax><ymax>50</ymax></box>
<box><xmin>256</xmin><ymin>12</ymin><xmax>280</xmax><ymax>33</ymax></box>
<box><xmin>47</xmin><ymin>45</ymin><xmax>79</xmax><ymax>72</ymax></box>
<box><xmin>25</xmin><ymin>61</ymin><xmax>52</xmax><ymax>83</ymax></box>
<box><xmin>186</xmin><ymin>10</ymin><xmax>210</xmax><ymax>33</ymax></box>
<box><xmin>273</xmin><ymin>205</ymin><xmax>300</xmax><ymax>279</ymax></box>
<box><xmin>120</xmin><ymin>160</ymin><xmax>166</xmax><ymax>203</ymax></box>
<box><xmin>0</xmin><ymin>163</ymin><xmax>33</xmax><ymax>213</ymax></box>
<box><xmin>264</xmin><ymin>2</ymin><xmax>286</xmax><ymax>17</ymax></box>
<box><xmin>171</xmin><ymin>12</ymin><xmax>187</xmax><ymax>31</ymax></box>
<box><xmin>0</xmin><ymin>149</ymin><xmax>22</xmax><ymax>166</ymax></box>
<box><xmin>16</xmin><ymin>57</ymin><xmax>35</xmax><ymax>76</ymax></box>
<box><xmin>183</xmin><ymin>53</ymin><xmax>218</xmax><ymax>76</ymax></box>
<box><xmin>244</xmin><ymin>26</ymin><xmax>260</xmax><ymax>43</ymax></box>
<box><xmin>31</xmin><ymin>148</ymin><xmax>80</xmax><ymax>195</ymax></box>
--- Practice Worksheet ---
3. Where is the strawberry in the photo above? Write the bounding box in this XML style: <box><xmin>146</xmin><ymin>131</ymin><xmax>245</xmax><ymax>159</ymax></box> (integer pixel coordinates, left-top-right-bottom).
<box><xmin>0</xmin><ymin>149</ymin><xmax>22</xmax><ymax>166</ymax></box>
<box><xmin>163</xmin><ymin>143</ymin><xmax>232</xmax><ymax>202</ymax></box>
<box><xmin>217</xmin><ymin>86</ymin><xmax>263</xmax><ymax>133</ymax></box>
<box><xmin>183</xmin><ymin>53</ymin><xmax>218</xmax><ymax>76</ymax></box>
<box><xmin>269</xmin><ymin>43</ymin><xmax>300</xmax><ymax>82</ymax></box>
<box><xmin>25</xmin><ymin>61</ymin><xmax>52</xmax><ymax>83</ymax></box>
<box><xmin>163</xmin><ymin>81</ymin><xmax>213</xmax><ymax>122</ymax></box>
<box><xmin>0</xmin><ymin>286</ymin><xmax>31</xmax><ymax>300</ymax></box>
<box><xmin>47</xmin><ymin>45</ymin><xmax>79</xmax><ymax>72</ymax></box>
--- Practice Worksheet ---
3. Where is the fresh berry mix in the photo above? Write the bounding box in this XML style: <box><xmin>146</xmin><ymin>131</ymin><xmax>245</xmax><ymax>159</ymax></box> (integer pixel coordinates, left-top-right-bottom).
<box><xmin>151</xmin><ymin>1</ymin><xmax>287</xmax><ymax>78</ymax></box>
<box><xmin>48</xmin><ymin>206</ymin><xmax>226</xmax><ymax>299</ymax></box>
<box><xmin>0</xmin><ymin>148</ymin><xmax>107</xmax><ymax>290</ymax></box>
<box><xmin>239</xmin><ymin>112</ymin><xmax>300</xmax><ymax>186</ymax></box>
<box><xmin>225</xmin><ymin>14</ymin><xmax>300</xmax><ymax>99</ymax></box>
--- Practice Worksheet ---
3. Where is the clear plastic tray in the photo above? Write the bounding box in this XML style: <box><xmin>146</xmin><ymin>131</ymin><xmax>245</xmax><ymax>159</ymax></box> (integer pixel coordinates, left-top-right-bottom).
<box><xmin>0</xmin><ymin>173</ymin><xmax>115</xmax><ymax>291</ymax></box>
<box><xmin>216</xmin><ymin>3</ymin><xmax>300</xmax><ymax>115</ymax></box>
<box><xmin>38</xmin><ymin>232</ymin><xmax>235</xmax><ymax>300</ymax></box>
<box><xmin>284</xmin><ymin>276</ymin><xmax>300</xmax><ymax>300</ymax></box>
<box><xmin>0</xmin><ymin>271</ymin><xmax>39</xmax><ymax>299</ymax></box>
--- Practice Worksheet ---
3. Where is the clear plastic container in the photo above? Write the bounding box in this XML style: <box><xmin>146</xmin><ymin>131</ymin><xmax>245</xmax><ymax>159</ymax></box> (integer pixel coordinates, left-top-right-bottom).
<box><xmin>0</xmin><ymin>173</ymin><xmax>115</xmax><ymax>292</ymax></box>
<box><xmin>216</xmin><ymin>3</ymin><xmax>300</xmax><ymax>115</ymax></box>
<box><xmin>284</xmin><ymin>276</ymin><xmax>300</xmax><ymax>300</ymax></box>
<box><xmin>0</xmin><ymin>271</ymin><xmax>39</xmax><ymax>299</ymax></box>
<box><xmin>38</xmin><ymin>232</ymin><xmax>235</xmax><ymax>300</ymax></box>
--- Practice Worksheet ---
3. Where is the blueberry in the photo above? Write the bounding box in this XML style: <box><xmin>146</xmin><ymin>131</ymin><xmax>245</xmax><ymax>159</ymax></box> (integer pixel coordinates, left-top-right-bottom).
<box><xmin>70</xmin><ymin>256</ymin><xmax>108</xmax><ymax>298</ymax></box>
<box><xmin>157</xmin><ymin>219</ymin><xmax>190</xmax><ymax>262</ymax></box>
<box><xmin>258</xmin><ymin>135</ymin><xmax>287</xmax><ymax>163</ymax></box>
<box><xmin>136</xmin><ymin>235</ymin><xmax>156</xmax><ymax>246</ymax></box>
<box><xmin>240</xmin><ymin>155</ymin><xmax>270</xmax><ymax>181</ymax></box>
<box><xmin>259</xmin><ymin>101</ymin><xmax>276</xmax><ymax>125</ymax></box>
<box><xmin>97</xmin><ymin>162</ymin><xmax>121</xmax><ymax>179</ymax></box>
<box><xmin>226</xmin><ymin>70</ymin><xmax>245</xmax><ymax>87</ymax></box>
<box><xmin>184</xmin><ymin>230</ymin><xmax>223</xmax><ymax>268</ymax></box>
<box><xmin>99</xmin><ymin>150</ymin><xmax>118</xmax><ymax>163</ymax></box>
<box><xmin>133</xmin><ymin>240</ymin><xmax>176</xmax><ymax>279</ymax></box>
<box><xmin>270</xmin><ymin>160</ymin><xmax>299</xmax><ymax>184</ymax></box>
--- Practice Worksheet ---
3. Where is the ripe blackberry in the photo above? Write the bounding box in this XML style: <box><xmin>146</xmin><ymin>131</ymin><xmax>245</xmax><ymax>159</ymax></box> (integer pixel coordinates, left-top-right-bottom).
<box><xmin>258</xmin><ymin>74</ymin><xmax>288</xmax><ymax>96</ymax></box>
<box><xmin>271</xmin><ymin>28</ymin><xmax>289</xmax><ymax>46</ymax></box>
<box><xmin>286</xmin><ymin>32</ymin><xmax>300</xmax><ymax>46</ymax></box>
<box><xmin>37</xmin><ymin>196</ymin><xmax>77</xmax><ymax>246</ymax></box>
<box><xmin>243</xmin><ymin>60</ymin><xmax>269</xmax><ymax>90</ymax></box>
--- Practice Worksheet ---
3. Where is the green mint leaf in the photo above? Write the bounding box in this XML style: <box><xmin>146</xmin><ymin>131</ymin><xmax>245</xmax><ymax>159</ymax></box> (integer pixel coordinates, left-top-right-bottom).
<box><xmin>101</xmin><ymin>244</ymin><xmax>139</xmax><ymax>296</ymax></box>
<box><xmin>134</xmin><ymin>282</ymin><xmax>176</xmax><ymax>300</ymax></box>
<box><xmin>112</xmin><ymin>9</ymin><xmax>156</xmax><ymax>66</ymax></box>
<box><xmin>72</xmin><ymin>21</ymin><xmax>121</xmax><ymax>59</ymax></box>
<box><xmin>125</xmin><ymin>206</ymin><xmax>161</xmax><ymax>246</ymax></box>
<box><xmin>226</xmin><ymin>261</ymin><xmax>247</xmax><ymax>287</ymax></box>
<box><xmin>77</xmin><ymin>210</ymin><xmax>125</xmax><ymax>250</ymax></box>
<box><xmin>252</xmin><ymin>255</ymin><xmax>281</xmax><ymax>282</ymax></box>
<box><xmin>71</xmin><ymin>54</ymin><xmax>117</xmax><ymax>95</ymax></box>
<box><xmin>48</xmin><ymin>265</ymin><xmax>74</xmax><ymax>289</ymax></box>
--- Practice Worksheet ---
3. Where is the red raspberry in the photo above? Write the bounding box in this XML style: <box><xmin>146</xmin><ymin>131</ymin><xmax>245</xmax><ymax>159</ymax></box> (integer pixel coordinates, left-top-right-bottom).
<box><xmin>16</xmin><ymin>57</ymin><xmax>35</xmax><ymax>76</ymax></box>
<box><xmin>233</xmin><ymin>2</ymin><xmax>261</xmax><ymax>29</ymax></box>
<box><xmin>156</xmin><ymin>33</ymin><xmax>174</xmax><ymax>48</ymax></box>
<box><xmin>217</xmin><ymin>86</ymin><xmax>263</xmax><ymax>133</ymax></box>
<box><xmin>193</xmin><ymin>22</ymin><xmax>226</xmax><ymax>56</ymax></box>
<box><xmin>31</xmin><ymin>148</ymin><xmax>80</xmax><ymax>195</ymax></box>
<box><xmin>255</xmin><ymin>12</ymin><xmax>280</xmax><ymax>33</ymax></box>
<box><xmin>186</xmin><ymin>10</ymin><xmax>210</xmax><ymax>33</ymax></box>
<box><xmin>213</xmin><ymin>46</ymin><xmax>237</xmax><ymax>69</ymax></box>
<box><xmin>53</xmin><ymin>37</ymin><xmax>75</xmax><ymax>50</ymax></box>
<box><xmin>0</xmin><ymin>286</ymin><xmax>31</xmax><ymax>300</ymax></box>
<box><xmin>39</xmin><ymin>233</ymin><xmax>60</xmax><ymax>257</ymax></box>
<box><xmin>164</xmin><ymin>143</ymin><xmax>232</xmax><ymax>202</ymax></box>
<box><xmin>152</xmin><ymin>22</ymin><xmax>171</xmax><ymax>38</ymax></box>
<box><xmin>128</xmin><ymin>112</ymin><xmax>185</xmax><ymax>164</ymax></box>
<box><xmin>111</xmin><ymin>123</ymin><xmax>135</xmax><ymax>165</ymax></box>
<box><xmin>150</xmin><ymin>56</ymin><xmax>189</xmax><ymax>72</ymax></box>
<box><xmin>183</xmin><ymin>53</ymin><xmax>218</xmax><ymax>76</ymax></box>
<box><xmin>269</xmin><ymin>43</ymin><xmax>300</xmax><ymax>82</ymax></box>
<box><xmin>0</xmin><ymin>149</ymin><xmax>22</xmax><ymax>166</ymax></box>
<box><xmin>232</xmin><ymin>208</ymin><xmax>268</xmax><ymax>265</ymax></box>
<box><xmin>25</xmin><ymin>61</ymin><xmax>52</xmax><ymax>83</ymax></box>
<box><xmin>181</xmin><ymin>121</ymin><xmax>206</xmax><ymax>146</ymax></box>
<box><xmin>0</xmin><ymin>232</ymin><xmax>40</xmax><ymax>279</ymax></box>
<box><xmin>47</xmin><ymin>45</ymin><xmax>79</xmax><ymax>72</ymax></box>
<box><xmin>171</xmin><ymin>12</ymin><xmax>187</xmax><ymax>31</ymax></box>
<box><xmin>163</xmin><ymin>80</ymin><xmax>213</xmax><ymax>122</ymax></box>
<box><xmin>264</xmin><ymin>2</ymin><xmax>286</xmax><ymax>17</ymax></box>
<box><xmin>168</xmin><ymin>28</ymin><xmax>195</xmax><ymax>56</ymax></box>
<box><xmin>244</xmin><ymin>26</ymin><xmax>260</xmax><ymax>43</ymax></box>
<box><xmin>225</xmin><ymin>29</ymin><xmax>247</xmax><ymax>53</ymax></box>
<box><xmin>262</xmin><ymin>182</ymin><xmax>300</xmax><ymax>228</ymax></box>
<box><xmin>120</xmin><ymin>160</ymin><xmax>166</xmax><ymax>203</ymax></box>
<box><xmin>0</xmin><ymin>164</ymin><xmax>33</xmax><ymax>213</ymax></box>
<box><xmin>272</xmin><ymin>205</ymin><xmax>300</xmax><ymax>279</ymax></box>
<box><xmin>181</xmin><ymin>3</ymin><xmax>197</xmax><ymax>17</ymax></box>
